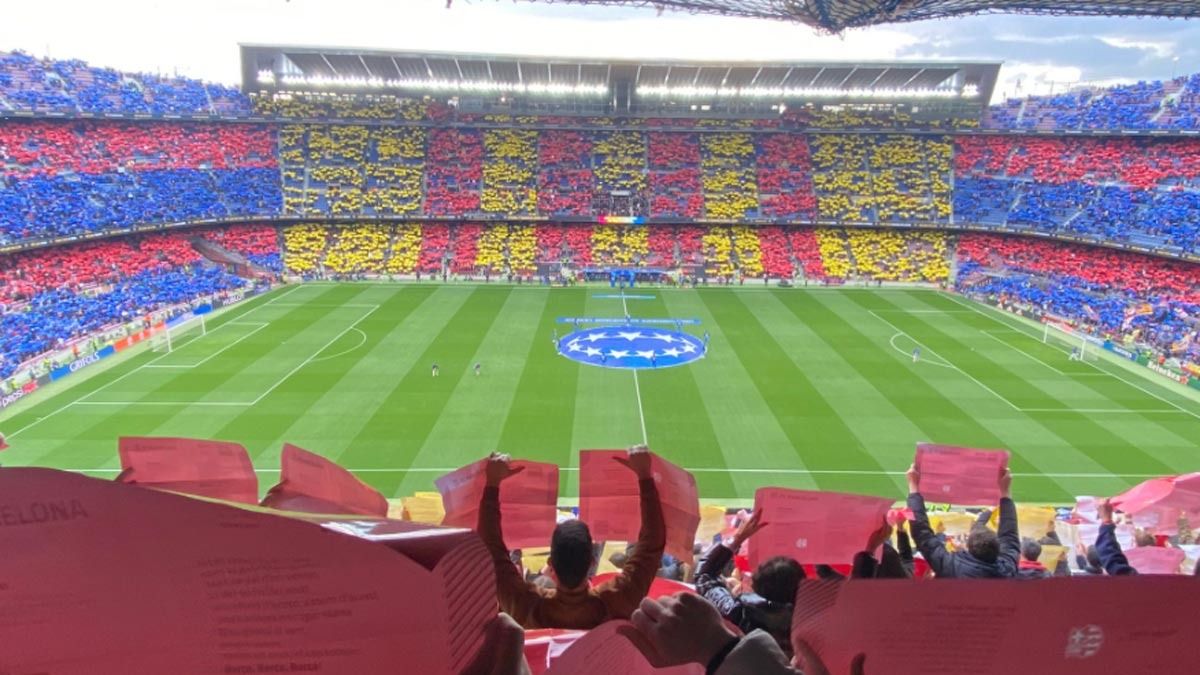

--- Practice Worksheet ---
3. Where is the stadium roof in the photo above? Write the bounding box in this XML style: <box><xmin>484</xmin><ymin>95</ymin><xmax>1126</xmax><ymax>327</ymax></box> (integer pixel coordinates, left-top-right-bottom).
<box><xmin>241</xmin><ymin>45</ymin><xmax>999</xmax><ymax>107</ymax></box>
<box><xmin>504</xmin><ymin>0</ymin><xmax>1200</xmax><ymax>32</ymax></box>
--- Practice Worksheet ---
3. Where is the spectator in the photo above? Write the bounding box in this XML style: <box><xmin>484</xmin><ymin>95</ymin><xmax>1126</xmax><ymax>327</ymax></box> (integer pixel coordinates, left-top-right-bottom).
<box><xmin>905</xmin><ymin>463</ymin><xmax>1020</xmax><ymax>578</ymax></box>
<box><xmin>477</xmin><ymin>448</ymin><xmax>665</xmax><ymax>629</ymax></box>
<box><xmin>1095</xmin><ymin>499</ymin><xmax>1138</xmax><ymax>576</ymax></box>
<box><xmin>1016</xmin><ymin>538</ymin><xmax>1052</xmax><ymax>579</ymax></box>
<box><xmin>631</xmin><ymin>592</ymin><xmax>863</xmax><ymax>675</ymax></box>
<box><xmin>693</xmin><ymin>508</ymin><xmax>802</xmax><ymax>656</ymax></box>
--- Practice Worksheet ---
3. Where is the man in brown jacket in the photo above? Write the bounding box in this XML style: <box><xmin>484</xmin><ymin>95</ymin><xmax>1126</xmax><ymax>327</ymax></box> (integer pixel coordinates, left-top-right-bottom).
<box><xmin>478</xmin><ymin>447</ymin><xmax>666</xmax><ymax>629</ymax></box>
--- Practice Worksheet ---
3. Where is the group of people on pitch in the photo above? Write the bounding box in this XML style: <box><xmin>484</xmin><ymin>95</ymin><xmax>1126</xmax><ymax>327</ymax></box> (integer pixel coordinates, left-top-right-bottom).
<box><xmin>464</xmin><ymin>446</ymin><xmax>1188</xmax><ymax>675</ymax></box>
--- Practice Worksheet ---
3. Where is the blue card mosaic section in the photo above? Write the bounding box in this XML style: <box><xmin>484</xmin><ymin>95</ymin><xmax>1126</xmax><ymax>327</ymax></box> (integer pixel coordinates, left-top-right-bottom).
<box><xmin>556</xmin><ymin>326</ymin><xmax>706</xmax><ymax>370</ymax></box>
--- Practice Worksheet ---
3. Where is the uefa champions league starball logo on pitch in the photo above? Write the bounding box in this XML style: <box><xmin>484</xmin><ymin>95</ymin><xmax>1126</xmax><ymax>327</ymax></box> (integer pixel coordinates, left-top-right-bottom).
<box><xmin>557</xmin><ymin>327</ymin><xmax>706</xmax><ymax>370</ymax></box>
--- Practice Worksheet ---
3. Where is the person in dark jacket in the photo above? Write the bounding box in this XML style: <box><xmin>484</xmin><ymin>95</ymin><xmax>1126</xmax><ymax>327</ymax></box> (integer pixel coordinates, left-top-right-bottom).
<box><xmin>1017</xmin><ymin>538</ymin><xmax>1052</xmax><ymax>579</ymax></box>
<box><xmin>1094</xmin><ymin>499</ymin><xmax>1138</xmax><ymax>576</ymax></box>
<box><xmin>905</xmin><ymin>464</ymin><xmax>1020</xmax><ymax>578</ymax></box>
<box><xmin>693</xmin><ymin>508</ymin><xmax>801</xmax><ymax>657</ymax></box>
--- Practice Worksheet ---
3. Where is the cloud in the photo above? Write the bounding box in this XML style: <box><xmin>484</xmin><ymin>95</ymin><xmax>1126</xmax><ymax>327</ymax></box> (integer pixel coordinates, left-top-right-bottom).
<box><xmin>0</xmin><ymin>0</ymin><xmax>1193</xmax><ymax>107</ymax></box>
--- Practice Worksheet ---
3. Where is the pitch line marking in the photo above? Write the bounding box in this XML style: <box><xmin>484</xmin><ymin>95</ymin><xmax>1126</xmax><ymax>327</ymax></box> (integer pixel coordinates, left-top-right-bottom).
<box><xmin>868</xmin><ymin>310</ymin><xmax>1021</xmax><ymax>411</ymax></box>
<box><xmin>72</xmin><ymin>401</ymin><xmax>251</xmax><ymax>407</ymax></box>
<box><xmin>887</xmin><ymin>332</ymin><xmax>954</xmax><ymax>369</ymax></box>
<box><xmin>620</xmin><ymin>291</ymin><xmax>650</xmax><ymax>446</ymax></box>
<box><xmin>6</xmin><ymin>286</ymin><xmax>299</xmax><ymax>439</ymax></box>
<box><xmin>57</xmin><ymin>467</ymin><xmax>1166</xmax><ymax>479</ymax></box>
<box><xmin>248</xmin><ymin>305</ymin><xmax>379</xmax><ymax>405</ymax></box>
<box><xmin>309</xmin><ymin>327</ymin><xmax>368</xmax><ymax>364</ymax></box>
<box><xmin>946</xmin><ymin>293</ymin><xmax>1200</xmax><ymax>422</ymax></box>
<box><xmin>980</xmin><ymin>330</ymin><xmax>1068</xmax><ymax>375</ymax></box>
<box><xmin>143</xmin><ymin>322</ymin><xmax>270</xmax><ymax>370</ymax></box>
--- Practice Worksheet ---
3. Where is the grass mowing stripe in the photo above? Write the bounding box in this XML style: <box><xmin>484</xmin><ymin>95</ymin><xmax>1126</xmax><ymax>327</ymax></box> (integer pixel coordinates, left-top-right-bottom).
<box><xmin>658</xmin><ymin>290</ymin><xmax>818</xmax><ymax>497</ymax></box>
<box><xmin>401</xmin><ymin>288</ymin><xmax>550</xmax><ymax>483</ymax></box>
<box><xmin>700</xmin><ymin>288</ymin><xmax>897</xmax><ymax>496</ymax></box>
<box><xmin>631</xmin><ymin>294</ymin><xmax>738</xmax><ymax>499</ymax></box>
<box><xmin>569</xmin><ymin>292</ymin><xmax>646</xmax><ymax>474</ymax></box>
<box><xmin>741</xmin><ymin>291</ymin><xmax>922</xmax><ymax>492</ymax></box>
<box><xmin>799</xmin><ymin>290</ymin><xmax>1076</xmax><ymax>501</ymax></box>
<box><xmin>220</xmin><ymin>286</ymin><xmax>437</xmax><ymax>480</ymax></box>
<box><xmin>8</xmin><ymin>285</ymin><xmax>361</xmax><ymax>471</ymax></box>
<box><xmin>498</xmin><ymin>290</ymin><xmax>586</xmax><ymax>497</ymax></box>
<box><xmin>337</xmin><ymin>286</ymin><xmax>514</xmax><ymax>496</ymax></box>
<box><xmin>864</xmin><ymin>292</ymin><xmax>1177</xmax><ymax>482</ymax></box>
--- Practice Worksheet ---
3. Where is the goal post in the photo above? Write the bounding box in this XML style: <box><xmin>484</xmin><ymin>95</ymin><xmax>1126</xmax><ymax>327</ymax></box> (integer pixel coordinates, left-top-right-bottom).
<box><xmin>1042</xmin><ymin>320</ymin><xmax>1097</xmax><ymax>362</ymax></box>
<box><xmin>151</xmin><ymin>314</ymin><xmax>206</xmax><ymax>353</ymax></box>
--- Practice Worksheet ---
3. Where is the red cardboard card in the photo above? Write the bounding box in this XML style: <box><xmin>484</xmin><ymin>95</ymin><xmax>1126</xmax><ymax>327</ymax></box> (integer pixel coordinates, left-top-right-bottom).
<box><xmin>116</xmin><ymin>435</ymin><xmax>257</xmax><ymax>504</ymax></box>
<box><xmin>914</xmin><ymin>443</ymin><xmax>1010</xmax><ymax>505</ymax></box>
<box><xmin>578</xmin><ymin>450</ymin><xmax>701</xmax><ymax>562</ymax></box>
<box><xmin>1124</xmin><ymin>546</ymin><xmax>1187</xmax><ymax>575</ymax></box>
<box><xmin>792</xmin><ymin>578</ymin><xmax>1200</xmax><ymax>675</ymax></box>
<box><xmin>435</xmin><ymin>457</ymin><xmax>560</xmax><ymax>548</ymax></box>
<box><xmin>748</xmin><ymin>488</ymin><xmax>893</xmax><ymax>567</ymax></box>
<box><xmin>0</xmin><ymin>468</ymin><xmax>496</xmax><ymax>674</ymax></box>
<box><xmin>260</xmin><ymin>443</ymin><xmax>387</xmax><ymax>516</ymax></box>
<box><xmin>544</xmin><ymin>620</ymin><xmax>703</xmax><ymax>675</ymax></box>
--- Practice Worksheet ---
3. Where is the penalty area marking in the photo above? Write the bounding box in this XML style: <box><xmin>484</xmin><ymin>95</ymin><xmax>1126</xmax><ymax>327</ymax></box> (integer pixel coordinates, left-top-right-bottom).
<box><xmin>309</xmin><ymin>327</ymin><xmax>368</xmax><ymax>363</ymax></box>
<box><xmin>945</xmin><ymin>293</ymin><xmax>1200</xmax><ymax>422</ymax></box>
<box><xmin>888</xmin><ymin>332</ymin><xmax>954</xmax><ymax>369</ymax></box>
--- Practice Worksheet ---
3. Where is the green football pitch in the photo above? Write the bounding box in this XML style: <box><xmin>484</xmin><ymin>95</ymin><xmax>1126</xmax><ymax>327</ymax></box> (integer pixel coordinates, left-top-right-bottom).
<box><xmin>4</xmin><ymin>282</ymin><xmax>1199</xmax><ymax>504</ymax></box>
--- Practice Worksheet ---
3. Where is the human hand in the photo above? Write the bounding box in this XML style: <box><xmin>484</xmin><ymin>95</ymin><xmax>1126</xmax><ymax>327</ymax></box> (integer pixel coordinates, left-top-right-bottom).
<box><xmin>485</xmin><ymin>452</ymin><xmax>525</xmax><ymax>487</ymax></box>
<box><xmin>631</xmin><ymin>593</ymin><xmax>738</xmax><ymax>668</ymax></box>
<box><xmin>614</xmin><ymin>444</ymin><xmax>653</xmax><ymax>480</ymax></box>
<box><xmin>731</xmin><ymin>508</ymin><xmax>768</xmax><ymax>550</ymax></box>
<box><xmin>865</xmin><ymin>517</ymin><xmax>893</xmax><ymax>553</ymax></box>
<box><xmin>998</xmin><ymin>467</ymin><xmax>1012</xmax><ymax>499</ymax></box>
<box><xmin>1098</xmin><ymin>499</ymin><xmax>1115</xmax><ymax>524</ymax></box>
<box><xmin>461</xmin><ymin>613</ymin><xmax>530</xmax><ymax>675</ymax></box>
<box><xmin>906</xmin><ymin>464</ymin><xmax>921</xmax><ymax>494</ymax></box>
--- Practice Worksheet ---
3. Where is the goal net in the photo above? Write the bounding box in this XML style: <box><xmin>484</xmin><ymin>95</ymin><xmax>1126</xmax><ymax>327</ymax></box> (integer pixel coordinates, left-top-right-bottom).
<box><xmin>151</xmin><ymin>314</ymin><xmax>206</xmax><ymax>353</ymax></box>
<box><xmin>1042</xmin><ymin>320</ymin><xmax>1097</xmax><ymax>362</ymax></box>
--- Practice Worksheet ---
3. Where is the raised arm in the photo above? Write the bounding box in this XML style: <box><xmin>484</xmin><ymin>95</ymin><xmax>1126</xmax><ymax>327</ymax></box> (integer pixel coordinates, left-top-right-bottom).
<box><xmin>905</xmin><ymin>464</ymin><xmax>953</xmax><ymax>577</ymax></box>
<box><xmin>1095</xmin><ymin>499</ymin><xmax>1138</xmax><ymax>576</ymax></box>
<box><xmin>995</xmin><ymin>468</ymin><xmax>1021</xmax><ymax>573</ymax></box>
<box><xmin>479</xmin><ymin>453</ymin><xmax>545</xmax><ymax>625</ymax></box>
<box><xmin>596</xmin><ymin>446</ymin><xmax>666</xmax><ymax>618</ymax></box>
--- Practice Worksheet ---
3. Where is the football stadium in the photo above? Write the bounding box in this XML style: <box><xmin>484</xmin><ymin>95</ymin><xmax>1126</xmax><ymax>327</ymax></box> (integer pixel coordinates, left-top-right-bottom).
<box><xmin>4</xmin><ymin>0</ymin><xmax>1200</xmax><ymax>672</ymax></box>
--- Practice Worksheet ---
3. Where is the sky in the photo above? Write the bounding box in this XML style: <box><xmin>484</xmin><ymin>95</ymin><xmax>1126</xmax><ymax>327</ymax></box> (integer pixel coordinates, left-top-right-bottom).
<box><xmin>1</xmin><ymin>0</ymin><xmax>1198</xmax><ymax>103</ymax></box>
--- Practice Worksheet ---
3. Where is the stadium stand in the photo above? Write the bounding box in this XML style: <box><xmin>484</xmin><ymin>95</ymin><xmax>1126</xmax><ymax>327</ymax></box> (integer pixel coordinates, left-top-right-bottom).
<box><xmin>0</xmin><ymin>51</ymin><xmax>250</xmax><ymax>115</ymax></box>
<box><xmin>984</xmin><ymin>73</ymin><xmax>1200</xmax><ymax>131</ymax></box>
<box><xmin>0</xmin><ymin>225</ymin><xmax>273</xmax><ymax>379</ymax></box>
<box><xmin>957</xmin><ymin>233</ymin><xmax>1200</xmax><ymax>359</ymax></box>
<box><xmin>0</xmin><ymin>120</ymin><xmax>279</xmax><ymax>245</ymax></box>
<box><xmin>954</xmin><ymin>136</ymin><xmax>1200</xmax><ymax>252</ymax></box>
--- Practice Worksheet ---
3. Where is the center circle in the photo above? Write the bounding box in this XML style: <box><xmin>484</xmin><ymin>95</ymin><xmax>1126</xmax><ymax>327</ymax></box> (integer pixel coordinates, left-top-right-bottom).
<box><xmin>556</xmin><ymin>326</ymin><xmax>706</xmax><ymax>370</ymax></box>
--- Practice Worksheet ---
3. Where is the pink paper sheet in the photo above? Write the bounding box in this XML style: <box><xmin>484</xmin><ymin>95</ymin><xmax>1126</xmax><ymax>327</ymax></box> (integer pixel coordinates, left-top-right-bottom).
<box><xmin>435</xmin><ymin>457</ymin><xmax>559</xmax><ymax>548</ymax></box>
<box><xmin>1124</xmin><ymin>546</ymin><xmax>1187</xmax><ymax>575</ymax></box>
<box><xmin>116</xmin><ymin>435</ymin><xmax>257</xmax><ymax>504</ymax></box>
<box><xmin>578</xmin><ymin>450</ymin><xmax>700</xmax><ymax>561</ymax></box>
<box><xmin>260</xmin><ymin>443</ymin><xmax>388</xmax><ymax>516</ymax></box>
<box><xmin>748</xmin><ymin>488</ymin><xmax>893</xmax><ymax>567</ymax></box>
<box><xmin>793</xmin><ymin>578</ymin><xmax>1200</xmax><ymax>675</ymax></box>
<box><xmin>915</xmin><ymin>443</ymin><xmax>1010</xmax><ymax>505</ymax></box>
<box><xmin>0</xmin><ymin>468</ymin><xmax>496</xmax><ymax>674</ymax></box>
<box><xmin>544</xmin><ymin>620</ymin><xmax>703</xmax><ymax>675</ymax></box>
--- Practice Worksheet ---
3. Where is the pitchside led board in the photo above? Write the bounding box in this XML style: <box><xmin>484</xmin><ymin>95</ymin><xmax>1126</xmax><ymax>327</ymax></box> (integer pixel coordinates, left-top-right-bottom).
<box><xmin>0</xmin><ymin>468</ymin><xmax>497</xmax><ymax>674</ymax></box>
<box><xmin>914</xmin><ymin>442</ymin><xmax>1011</xmax><ymax>505</ymax></box>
